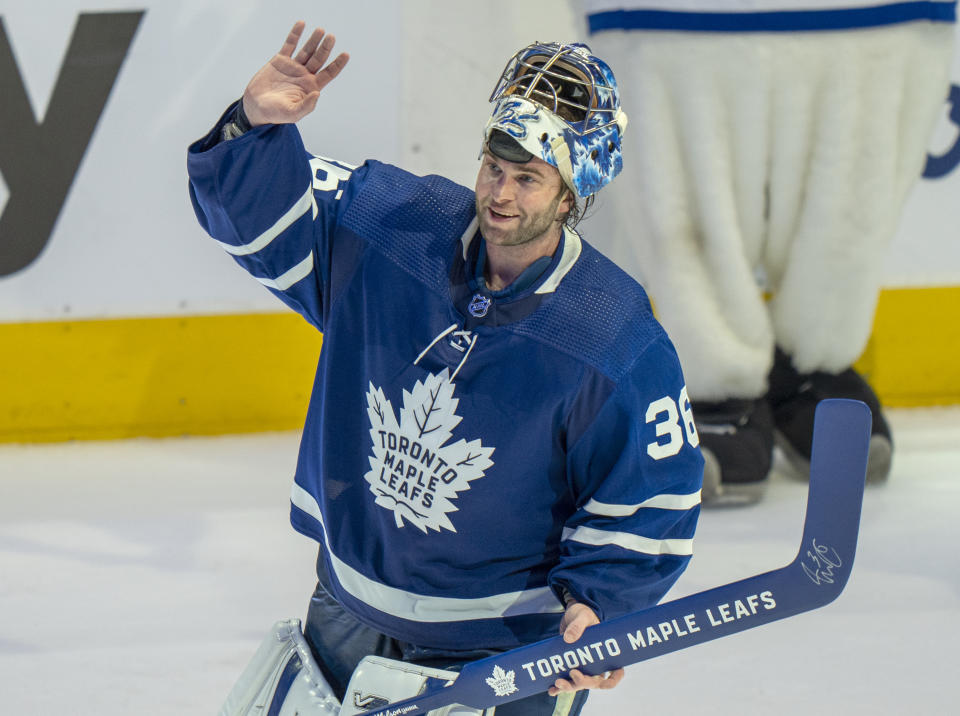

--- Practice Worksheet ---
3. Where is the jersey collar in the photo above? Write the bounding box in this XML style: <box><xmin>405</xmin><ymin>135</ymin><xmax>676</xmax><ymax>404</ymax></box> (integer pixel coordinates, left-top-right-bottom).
<box><xmin>457</xmin><ymin>219</ymin><xmax>583</xmax><ymax>298</ymax></box>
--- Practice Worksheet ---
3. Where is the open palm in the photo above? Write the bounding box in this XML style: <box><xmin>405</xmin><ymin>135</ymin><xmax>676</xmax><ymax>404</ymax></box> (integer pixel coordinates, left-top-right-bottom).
<box><xmin>242</xmin><ymin>21</ymin><xmax>350</xmax><ymax>126</ymax></box>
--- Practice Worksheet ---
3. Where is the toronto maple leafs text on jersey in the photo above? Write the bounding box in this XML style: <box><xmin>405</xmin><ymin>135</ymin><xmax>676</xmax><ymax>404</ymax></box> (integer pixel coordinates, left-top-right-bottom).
<box><xmin>187</xmin><ymin>102</ymin><xmax>704</xmax><ymax>650</ymax></box>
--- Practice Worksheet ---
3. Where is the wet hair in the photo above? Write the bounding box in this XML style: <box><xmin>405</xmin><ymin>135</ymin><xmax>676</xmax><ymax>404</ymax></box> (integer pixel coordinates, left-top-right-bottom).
<box><xmin>564</xmin><ymin>193</ymin><xmax>594</xmax><ymax>230</ymax></box>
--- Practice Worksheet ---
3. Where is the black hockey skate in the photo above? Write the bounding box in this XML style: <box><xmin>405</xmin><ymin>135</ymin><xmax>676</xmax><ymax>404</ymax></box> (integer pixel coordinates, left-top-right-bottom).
<box><xmin>692</xmin><ymin>397</ymin><xmax>774</xmax><ymax>507</ymax></box>
<box><xmin>767</xmin><ymin>348</ymin><xmax>892</xmax><ymax>484</ymax></box>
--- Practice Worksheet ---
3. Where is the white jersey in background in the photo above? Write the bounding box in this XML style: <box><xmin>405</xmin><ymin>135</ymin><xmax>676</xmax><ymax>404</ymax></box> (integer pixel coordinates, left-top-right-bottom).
<box><xmin>581</xmin><ymin>0</ymin><xmax>956</xmax><ymax>399</ymax></box>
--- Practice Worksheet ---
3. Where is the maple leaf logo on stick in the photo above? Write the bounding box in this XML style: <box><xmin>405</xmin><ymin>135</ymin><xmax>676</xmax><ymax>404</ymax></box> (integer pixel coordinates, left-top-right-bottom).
<box><xmin>485</xmin><ymin>665</ymin><xmax>519</xmax><ymax>697</ymax></box>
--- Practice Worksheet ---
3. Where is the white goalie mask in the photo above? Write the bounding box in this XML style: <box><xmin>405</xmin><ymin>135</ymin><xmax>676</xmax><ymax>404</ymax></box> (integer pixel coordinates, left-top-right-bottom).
<box><xmin>483</xmin><ymin>42</ymin><xmax>628</xmax><ymax>200</ymax></box>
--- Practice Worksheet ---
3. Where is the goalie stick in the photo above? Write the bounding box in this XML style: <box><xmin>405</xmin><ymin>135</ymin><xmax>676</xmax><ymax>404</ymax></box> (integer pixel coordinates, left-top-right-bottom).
<box><xmin>361</xmin><ymin>398</ymin><xmax>872</xmax><ymax>716</ymax></box>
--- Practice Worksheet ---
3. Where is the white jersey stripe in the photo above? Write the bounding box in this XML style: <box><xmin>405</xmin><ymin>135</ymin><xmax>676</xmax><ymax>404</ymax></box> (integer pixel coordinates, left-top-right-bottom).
<box><xmin>562</xmin><ymin>525</ymin><xmax>694</xmax><ymax>556</ymax></box>
<box><xmin>584</xmin><ymin>491</ymin><xmax>701</xmax><ymax>516</ymax></box>
<box><xmin>536</xmin><ymin>226</ymin><xmax>583</xmax><ymax>294</ymax></box>
<box><xmin>214</xmin><ymin>185</ymin><xmax>313</xmax><ymax>256</ymax></box>
<box><xmin>256</xmin><ymin>252</ymin><xmax>314</xmax><ymax>291</ymax></box>
<box><xmin>290</xmin><ymin>484</ymin><xmax>565</xmax><ymax>622</ymax></box>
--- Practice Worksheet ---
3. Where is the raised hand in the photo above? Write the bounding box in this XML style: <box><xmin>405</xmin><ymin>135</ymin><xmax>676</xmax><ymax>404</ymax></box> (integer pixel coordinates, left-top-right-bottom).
<box><xmin>241</xmin><ymin>21</ymin><xmax>350</xmax><ymax>126</ymax></box>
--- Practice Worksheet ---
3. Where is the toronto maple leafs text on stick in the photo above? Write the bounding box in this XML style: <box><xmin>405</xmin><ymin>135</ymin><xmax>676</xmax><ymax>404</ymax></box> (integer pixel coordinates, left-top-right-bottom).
<box><xmin>521</xmin><ymin>638</ymin><xmax>622</xmax><ymax>681</ymax></box>
<box><xmin>512</xmin><ymin>590</ymin><xmax>777</xmax><ymax>684</ymax></box>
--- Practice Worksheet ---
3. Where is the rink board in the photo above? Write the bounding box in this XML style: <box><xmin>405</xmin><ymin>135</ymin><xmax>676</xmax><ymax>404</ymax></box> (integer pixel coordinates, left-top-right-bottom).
<box><xmin>0</xmin><ymin>285</ymin><xmax>957</xmax><ymax>442</ymax></box>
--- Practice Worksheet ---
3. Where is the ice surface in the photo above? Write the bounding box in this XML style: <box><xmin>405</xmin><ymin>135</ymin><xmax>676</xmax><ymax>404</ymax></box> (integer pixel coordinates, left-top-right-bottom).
<box><xmin>2</xmin><ymin>408</ymin><xmax>957</xmax><ymax>715</ymax></box>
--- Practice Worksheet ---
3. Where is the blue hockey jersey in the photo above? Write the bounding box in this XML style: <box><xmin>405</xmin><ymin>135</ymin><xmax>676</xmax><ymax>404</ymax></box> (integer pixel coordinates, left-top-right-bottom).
<box><xmin>187</xmin><ymin>105</ymin><xmax>704</xmax><ymax>650</ymax></box>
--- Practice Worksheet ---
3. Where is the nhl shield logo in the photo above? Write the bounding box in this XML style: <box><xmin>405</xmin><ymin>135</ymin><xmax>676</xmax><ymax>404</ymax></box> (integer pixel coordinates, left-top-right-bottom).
<box><xmin>469</xmin><ymin>293</ymin><xmax>491</xmax><ymax>317</ymax></box>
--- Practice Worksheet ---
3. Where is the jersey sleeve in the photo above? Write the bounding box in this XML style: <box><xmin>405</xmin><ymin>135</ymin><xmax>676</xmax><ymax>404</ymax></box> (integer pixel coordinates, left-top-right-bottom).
<box><xmin>550</xmin><ymin>334</ymin><xmax>704</xmax><ymax>621</ymax></box>
<box><xmin>187</xmin><ymin>102</ymin><xmax>365</xmax><ymax>330</ymax></box>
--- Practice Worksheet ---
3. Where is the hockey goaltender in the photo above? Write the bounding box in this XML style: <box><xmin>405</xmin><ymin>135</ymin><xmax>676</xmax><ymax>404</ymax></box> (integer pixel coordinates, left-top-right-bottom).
<box><xmin>188</xmin><ymin>19</ymin><xmax>704</xmax><ymax>716</ymax></box>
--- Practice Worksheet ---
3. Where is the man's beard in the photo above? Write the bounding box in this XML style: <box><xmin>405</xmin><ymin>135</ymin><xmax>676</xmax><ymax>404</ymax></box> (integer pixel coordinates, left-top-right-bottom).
<box><xmin>476</xmin><ymin>190</ymin><xmax>566</xmax><ymax>247</ymax></box>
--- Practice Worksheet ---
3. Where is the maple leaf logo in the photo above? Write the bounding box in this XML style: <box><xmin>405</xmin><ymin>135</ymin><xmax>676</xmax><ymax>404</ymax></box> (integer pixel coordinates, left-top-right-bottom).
<box><xmin>364</xmin><ymin>369</ymin><xmax>495</xmax><ymax>534</ymax></box>
<box><xmin>485</xmin><ymin>665</ymin><xmax>518</xmax><ymax>697</ymax></box>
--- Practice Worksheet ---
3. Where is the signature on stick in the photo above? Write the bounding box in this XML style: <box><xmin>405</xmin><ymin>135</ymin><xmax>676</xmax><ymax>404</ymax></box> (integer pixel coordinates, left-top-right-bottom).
<box><xmin>801</xmin><ymin>539</ymin><xmax>843</xmax><ymax>585</ymax></box>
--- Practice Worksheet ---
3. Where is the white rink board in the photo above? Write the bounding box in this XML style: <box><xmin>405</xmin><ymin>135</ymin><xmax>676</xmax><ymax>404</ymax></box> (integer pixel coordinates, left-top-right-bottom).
<box><xmin>0</xmin><ymin>0</ymin><xmax>402</xmax><ymax>321</ymax></box>
<box><xmin>0</xmin><ymin>0</ymin><xmax>956</xmax><ymax>320</ymax></box>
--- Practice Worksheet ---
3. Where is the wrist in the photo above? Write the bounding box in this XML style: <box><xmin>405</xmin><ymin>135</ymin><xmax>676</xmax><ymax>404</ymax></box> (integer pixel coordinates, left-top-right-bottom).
<box><xmin>558</xmin><ymin>586</ymin><xmax>579</xmax><ymax>608</ymax></box>
<box><xmin>221</xmin><ymin>99</ymin><xmax>254</xmax><ymax>141</ymax></box>
<box><xmin>234</xmin><ymin>98</ymin><xmax>253</xmax><ymax>131</ymax></box>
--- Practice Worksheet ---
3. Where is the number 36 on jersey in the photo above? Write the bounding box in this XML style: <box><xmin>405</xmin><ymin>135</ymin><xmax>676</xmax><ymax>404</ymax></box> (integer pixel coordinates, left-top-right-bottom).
<box><xmin>646</xmin><ymin>386</ymin><xmax>699</xmax><ymax>460</ymax></box>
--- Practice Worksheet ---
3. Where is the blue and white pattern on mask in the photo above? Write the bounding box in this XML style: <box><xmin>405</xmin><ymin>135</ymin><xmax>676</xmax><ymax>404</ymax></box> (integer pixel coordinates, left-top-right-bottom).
<box><xmin>484</xmin><ymin>42</ymin><xmax>628</xmax><ymax>199</ymax></box>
